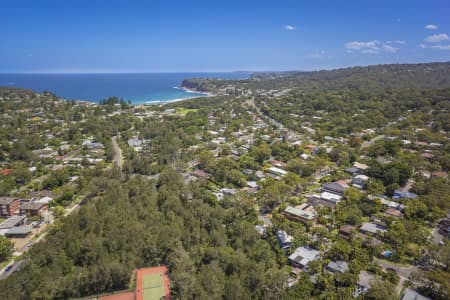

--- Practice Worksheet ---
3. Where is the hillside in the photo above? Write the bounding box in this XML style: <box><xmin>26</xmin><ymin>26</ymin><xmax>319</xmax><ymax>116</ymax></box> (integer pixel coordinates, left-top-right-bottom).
<box><xmin>182</xmin><ymin>62</ymin><xmax>450</xmax><ymax>92</ymax></box>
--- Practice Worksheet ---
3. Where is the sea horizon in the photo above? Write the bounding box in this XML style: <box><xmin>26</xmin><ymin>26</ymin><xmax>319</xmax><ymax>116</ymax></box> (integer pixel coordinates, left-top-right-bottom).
<box><xmin>0</xmin><ymin>72</ymin><xmax>250</xmax><ymax>104</ymax></box>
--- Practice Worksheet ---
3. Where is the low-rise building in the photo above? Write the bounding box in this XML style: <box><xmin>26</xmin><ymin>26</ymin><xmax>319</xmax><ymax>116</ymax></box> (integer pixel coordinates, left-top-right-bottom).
<box><xmin>0</xmin><ymin>215</ymin><xmax>27</xmax><ymax>230</ymax></box>
<box><xmin>20</xmin><ymin>202</ymin><xmax>48</xmax><ymax>217</ymax></box>
<box><xmin>401</xmin><ymin>288</ymin><xmax>431</xmax><ymax>300</ymax></box>
<box><xmin>0</xmin><ymin>197</ymin><xmax>20</xmax><ymax>217</ymax></box>
<box><xmin>288</xmin><ymin>246</ymin><xmax>320</xmax><ymax>268</ymax></box>
<box><xmin>326</xmin><ymin>260</ymin><xmax>349</xmax><ymax>274</ymax></box>
<box><xmin>322</xmin><ymin>182</ymin><xmax>346</xmax><ymax>196</ymax></box>
<box><xmin>282</xmin><ymin>204</ymin><xmax>317</xmax><ymax>224</ymax></box>
<box><xmin>276</xmin><ymin>230</ymin><xmax>293</xmax><ymax>249</ymax></box>
<box><xmin>359</xmin><ymin>222</ymin><xmax>387</xmax><ymax>236</ymax></box>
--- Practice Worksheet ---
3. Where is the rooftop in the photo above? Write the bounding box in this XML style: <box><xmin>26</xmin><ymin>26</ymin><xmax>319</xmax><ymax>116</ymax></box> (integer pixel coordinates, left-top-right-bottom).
<box><xmin>0</xmin><ymin>197</ymin><xmax>18</xmax><ymax>205</ymax></box>
<box><xmin>0</xmin><ymin>215</ymin><xmax>26</xmax><ymax>229</ymax></box>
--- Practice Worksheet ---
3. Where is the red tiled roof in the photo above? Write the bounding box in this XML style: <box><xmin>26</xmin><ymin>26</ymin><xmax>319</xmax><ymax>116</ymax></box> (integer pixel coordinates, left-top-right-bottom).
<box><xmin>0</xmin><ymin>169</ymin><xmax>11</xmax><ymax>176</ymax></box>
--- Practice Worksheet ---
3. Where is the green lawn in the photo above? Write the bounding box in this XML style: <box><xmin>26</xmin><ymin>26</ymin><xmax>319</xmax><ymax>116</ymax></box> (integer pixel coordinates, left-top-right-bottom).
<box><xmin>176</xmin><ymin>108</ymin><xmax>198</xmax><ymax>116</ymax></box>
<box><xmin>142</xmin><ymin>273</ymin><xmax>165</xmax><ymax>300</ymax></box>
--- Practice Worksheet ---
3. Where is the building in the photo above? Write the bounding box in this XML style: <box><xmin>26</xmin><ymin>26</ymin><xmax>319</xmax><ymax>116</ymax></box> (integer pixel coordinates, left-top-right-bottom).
<box><xmin>276</xmin><ymin>230</ymin><xmax>293</xmax><ymax>249</ymax></box>
<box><xmin>0</xmin><ymin>215</ymin><xmax>27</xmax><ymax>230</ymax></box>
<box><xmin>5</xmin><ymin>226</ymin><xmax>32</xmax><ymax>238</ymax></box>
<box><xmin>267</xmin><ymin>166</ymin><xmax>288</xmax><ymax>177</ymax></box>
<box><xmin>322</xmin><ymin>182</ymin><xmax>346</xmax><ymax>196</ymax></box>
<box><xmin>20</xmin><ymin>202</ymin><xmax>48</xmax><ymax>217</ymax></box>
<box><xmin>393</xmin><ymin>190</ymin><xmax>418</xmax><ymax>200</ymax></box>
<box><xmin>282</xmin><ymin>204</ymin><xmax>317</xmax><ymax>224</ymax></box>
<box><xmin>354</xmin><ymin>271</ymin><xmax>374</xmax><ymax>296</ymax></box>
<box><xmin>359</xmin><ymin>222</ymin><xmax>387</xmax><ymax>236</ymax></box>
<box><xmin>190</xmin><ymin>169</ymin><xmax>211</xmax><ymax>179</ymax></box>
<box><xmin>326</xmin><ymin>261</ymin><xmax>349</xmax><ymax>273</ymax></box>
<box><xmin>401</xmin><ymin>288</ymin><xmax>431</xmax><ymax>300</ymax></box>
<box><xmin>288</xmin><ymin>246</ymin><xmax>320</xmax><ymax>268</ymax></box>
<box><xmin>307</xmin><ymin>191</ymin><xmax>343</xmax><ymax>209</ymax></box>
<box><xmin>339</xmin><ymin>224</ymin><xmax>356</xmax><ymax>239</ymax></box>
<box><xmin>384</xmin><ymin>208</ymin><xmax>403</xmax><ymax>218</ymax></box>
<box><xmin>0</xmin><ymin>197</ymin><xmax>20</xmax><ymax>217</ymax></box>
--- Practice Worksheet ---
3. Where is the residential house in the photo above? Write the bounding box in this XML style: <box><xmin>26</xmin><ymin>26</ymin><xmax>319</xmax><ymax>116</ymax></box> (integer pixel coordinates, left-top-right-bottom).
<box><xmin>267</xmin><ymin>166</ymin><xmax>288</xmax><ymax>177</ymax></box>
<box><xmin>393</xmin><ymin>190</ymin><xmax>418</xmax><ymax>200</ymax></box>
<box><xmin>5</xmin><ymin>226</ymin><xmax>32</xmax><ymax>238</ymax></box>
<box><xmin>353</xmin><ymin>162</ymin><xmax>369</xmax><ymax>173</ymax></box>
<box><xmin>221</xmin><ymin>188</ymin><xmax>237</xmax><ymax>195</ymax></box>
<box><xmin>384</xmin><ymin>208</ymin><xmax>403</xmax><ymax>218</ymax></box>
<box><xmin>255</xmin><ymin>225</ymin><xmax>267</xmax><ymax>236</ymax></box>
<box><xmin>276</xmin><ymin>230</ymin><xmax>293</xmax><ymax>249</ymax></box>
<box><xmin>0</xmin><ymin>215</ymin><xmax>27</xmax><ymax>230</ymax></box>
<box><xmin>20</xmin><ymin>202</ymin><xmax>48</xmax><ymax>217</ymax></box>
<box><xmin>359</xmin><ymin>222</ymin><xmax>387</xmax><ymax>236</ymax></box>
<box><xmin>401</xmin><ymin>288</ymin><xmax>431</xmax><ymax>300</ymax></box>
<box><xmin>190</xmin><ymin>169</ymin><xmax>211</xmax><ymax>179</ymax></box>
<box><xmin>322</xmin><ymin>182</ymin><xmax>346</xmax><ymax>196</ymax></box>
<box><xmin>339</xmin><ymin>224</ymin><xmax>356</xmax><ymax>239</ymax></box>
<box><xmin>282</xmin><ymin>204</ymin><xmax>317</xmax><ymax>224</ymax></box>
<box><xmin>306</xmin><ymin>192</ymin><xmax>342</xmax><ymax>209</ymax></box>
<box><xmin>354</xmin><ymin>271</ymin><xmax>374</xmax><ymax>296</ymax></box>
<box><xmin>352</xmin><ymin>175</ymin><xmax>369</xmax><ymax>190</ymax></box>
<box><xmin>288</xmin><ymin>246</ymin><xmax>320</xmax><ymax>268</ymax></box>
<box><xmin>0</xmin><ymin>197</ymin><xmax>20</xmax><ymax>217</ymax></box>
<box><xmin>326</xmin><ymin>261</ymin><xmax>349</xmax><ymax>274</ymax></box>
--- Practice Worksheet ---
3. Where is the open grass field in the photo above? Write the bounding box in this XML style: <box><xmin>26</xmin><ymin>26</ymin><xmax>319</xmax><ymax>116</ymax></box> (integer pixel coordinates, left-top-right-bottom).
<box><xmin>176</xmin><ymin>108</ymin><xmax>198</xmax><ymax>116</ymax></box>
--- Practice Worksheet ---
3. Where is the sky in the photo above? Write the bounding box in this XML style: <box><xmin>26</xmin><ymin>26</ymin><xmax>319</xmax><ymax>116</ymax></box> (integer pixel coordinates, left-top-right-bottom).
<box><xmin>1</xmin><ymin>0</ymin><xmax>449</xmax><ymax>73</ymax></box>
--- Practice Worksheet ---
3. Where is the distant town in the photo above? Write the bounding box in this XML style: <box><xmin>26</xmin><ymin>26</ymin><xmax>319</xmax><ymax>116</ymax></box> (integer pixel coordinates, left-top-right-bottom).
<box><xmin>0</xmin><ymin>62</ymin><xmax>449</xmax><ymax>300</ymax></box>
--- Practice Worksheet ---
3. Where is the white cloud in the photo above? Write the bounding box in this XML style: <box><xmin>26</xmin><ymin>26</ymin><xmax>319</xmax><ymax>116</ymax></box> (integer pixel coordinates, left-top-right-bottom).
<box><xmin>345</xmin><ymin>40</ymin><xmax>400</xmax><ymax>54</ymax></box>
<box><xmin>432</xmin><ymin>44</ymin><xmax>450</xmax><ymax>50</ymax></box>
<box><xmin>420</xmin><ymin>43</ymin><xmax>450</xmax><ymax>50</ymax></box>
<box><xmin>382</xmin><ymin>44</ymin><xmax>399</xmax><ymax>53</ymax></box>
<box><xmin>345</xmin><ymin>40</ymin><xmax>380</xmax><ymax>53</ymax></box>
<box><xmin>395</xmin><ymin>40</ymin><xmax>406</xmax><ymax>44</ymax></box>
<box><xmin>425</xmin><ymin>24</ymin><xmax>438</xmax><ymax>30</ymax></box>
<box><xmin>284</xmin><ymin>25</ymin><xmax>296</xmax><ymax>31</ymax></box>
<box><xmin>424</xmin><ymin>33</ymin><xmax>449</xmax><ymax>43</ymax></box>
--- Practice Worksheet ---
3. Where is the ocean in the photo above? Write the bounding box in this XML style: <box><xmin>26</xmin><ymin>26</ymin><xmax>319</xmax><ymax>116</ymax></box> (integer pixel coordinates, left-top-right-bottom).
<box><xmin>0</xmin><ymin>72</ymin><xmax>249</xmax><ymax>104</ymax></box>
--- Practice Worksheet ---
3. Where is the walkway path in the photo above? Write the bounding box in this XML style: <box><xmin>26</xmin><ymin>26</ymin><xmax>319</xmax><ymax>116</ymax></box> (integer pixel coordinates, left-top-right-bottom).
<box><xmin>112</xmin><ymin>136</ymin><xmax>123</xmax><ymax>168</ymax></box>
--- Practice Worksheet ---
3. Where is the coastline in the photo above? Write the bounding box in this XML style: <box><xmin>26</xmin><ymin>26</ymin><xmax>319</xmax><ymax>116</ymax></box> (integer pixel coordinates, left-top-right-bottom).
<box><xmin>143</xmin><ymin>89</ymin><xmax>214</xmax><ymax>105</ymax></box>
<box><xmin>174</xmin><ymin>86</ymin><xmax>216</xmax><ymax>97</ymax></box>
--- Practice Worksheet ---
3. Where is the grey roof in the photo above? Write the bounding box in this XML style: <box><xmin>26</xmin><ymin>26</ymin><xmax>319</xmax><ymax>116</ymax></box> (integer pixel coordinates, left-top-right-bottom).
<box><xmin>327</xmin><ymin>260</ymin><xmax>349</xmax><ymax>273</ymax></box>
<box><xmin>0</xmin><ymin>216</ymin><xmax>26</xmax><ymax>229</ymax></box>
<box><xmin>5</xmin><ymin>226</ymin><xmax>32</xmax><ymax>235</ymax></box>
<box><xmin>323</xmin><ymin>182</ymin><xmax>345</xmax><ymax>194</ymax></box>
<box><xmin>360</xmin><ymin>222</ymin><xmax>387</xmax><ymax>234</ymax></box>
<box><xmin>0</xmin><ymin>197</ymin><xmax>18</xmax><ymax>205</ymax></box>
<box><xmin>357</xmin><ymin>271</ymin><xmax>374</xmax><ymax>289</ymax></box>
<box><xmin>288</xmin><ymin>246</ymin><xmax>320</xmax><ymax>267</ymax></box>
<box><xmin>20</xmin><ymin>202</ymin><xmax>47</xmax><ymax>210</ymax></box>
<box><xmin>128</xmin><ymin>137</ymin><xmax>143</xmax><ymax>147</ymax></box>
<box><xmin>401</xmin><ymin>288</ymin><xmax>431</xmax><ymax>300</ymax></box>
<box><xmin>276</xmin><ymin>230</ymin><xmax>293</xmax><ymax>248</ymax></box>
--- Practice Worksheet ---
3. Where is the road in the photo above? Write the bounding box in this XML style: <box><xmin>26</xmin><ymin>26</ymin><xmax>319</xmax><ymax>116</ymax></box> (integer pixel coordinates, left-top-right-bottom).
<box><xmin>361</xmin><ymin>135</ymin><xmax>385</xmax><ymax>149</ymax></box>
<box><xmin>246</xmin><ymin>97</ymin><xmax>298</xmax><ymax>137</ymax></box>
<box><xmin>111</xmin><ymin>136</ymin><xmax>123</xmax><ymax>168</ymax></box>
<box><xmin>374</xmin><ymin>257</ymin><xmax>418</xmax><ymax>294</ymax></box>
<box><xmin>0</xmin><ymin>260</ymin><xmax>23</xmax><ymax>280</ymax></box>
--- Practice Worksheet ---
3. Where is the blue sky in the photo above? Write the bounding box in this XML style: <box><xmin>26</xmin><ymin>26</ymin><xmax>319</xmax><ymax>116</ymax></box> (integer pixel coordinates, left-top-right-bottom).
<box><xmin>1</xmin><ymin>0</ymin><xmax>449</xmax><ymax>73</ymax></box>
